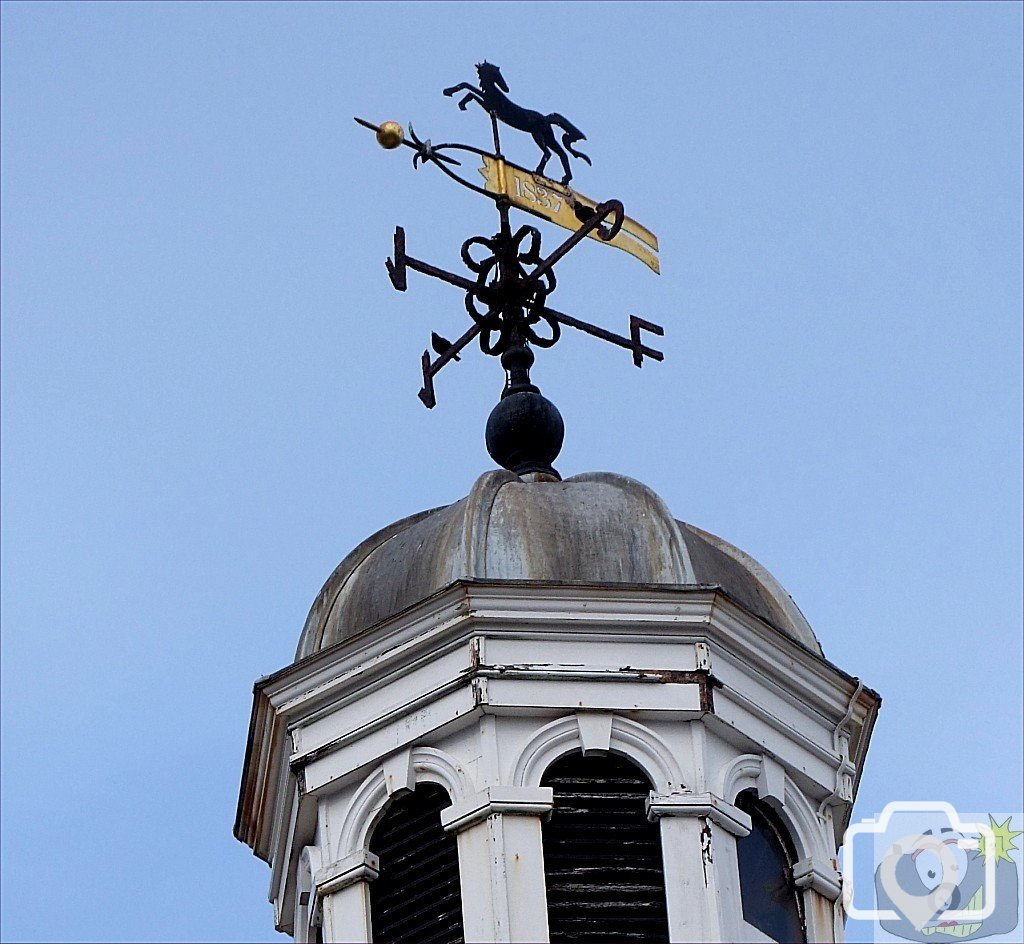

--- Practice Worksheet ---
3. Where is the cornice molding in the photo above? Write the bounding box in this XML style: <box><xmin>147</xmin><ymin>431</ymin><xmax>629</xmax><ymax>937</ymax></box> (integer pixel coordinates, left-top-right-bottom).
<box><xmin>262</xmin><ymin>582</ymin><xmax>873</xmax><ymax>730</ymax></box>
<box><xmin>439</xmin><ymin>786</ymin><xmax>555</xmax><ymax>833</ymax></box>
<box><xmin>646</xmin><ymin>791</ymin><xmax>752</xmax><ymax>837</ymax></box>
<box><xmin>235</xmin><ymin>581</ymin><xmax>879</xmax><ymax>873</ymax></box>
<box><xmin>314</xmin><ymin>850</ymin><xmax>380</xmax><ymax>898</ymax></box>
<box><xmin>793</xmin><ymin>855</ymin><xmax>843</xmax><ymax>901</ymax></box>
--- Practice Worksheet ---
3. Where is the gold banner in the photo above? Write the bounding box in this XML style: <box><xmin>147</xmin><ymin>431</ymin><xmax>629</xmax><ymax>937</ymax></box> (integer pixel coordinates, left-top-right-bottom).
<box><xmin>479</xmin><ymin>156</ymin><xmax>660</xmax><ymax>274</ymax></box>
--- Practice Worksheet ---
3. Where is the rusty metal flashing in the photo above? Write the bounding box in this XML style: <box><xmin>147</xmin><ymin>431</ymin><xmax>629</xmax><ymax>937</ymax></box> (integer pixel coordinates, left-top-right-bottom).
<box><xmin>290</xmin><ymin>675</ymin><xmax>475</xmax><ymax>772</ymax></box>
<box><xmin>474</xmin><ymin>662</ymin><xmax>721</xmax><ymax>714</ymax></box>
<box><xmin>235</xmin><ymin>579</ymin><xmax>880</xmax><ymax>854</ymax></box>
<box><xmin>285</xmin><ymin>578</ymin><xmax>876</xmax><ymax>694</ymax></box>
<box><xmin>233</xmin><ymin>692</ymin><xmax>263</xmax><ymax>845</ymax></box>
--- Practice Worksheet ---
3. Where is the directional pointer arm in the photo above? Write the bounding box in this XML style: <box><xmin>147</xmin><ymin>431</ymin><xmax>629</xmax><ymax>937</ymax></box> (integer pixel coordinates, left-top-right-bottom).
<box><xmin>541</xmin><ymin>305</ymin><xmax>664</xmax><ymax>366</ymax></box>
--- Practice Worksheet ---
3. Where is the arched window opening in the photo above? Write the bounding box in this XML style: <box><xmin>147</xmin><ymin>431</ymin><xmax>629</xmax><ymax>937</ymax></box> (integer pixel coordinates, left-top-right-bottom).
<box><xmin>541</xmin><ymin>752</ymin><xmax>670</xmax><ymax>943</ymax></box>
<box><xmin>368</xmin><ymin>783</ymin><xmax>464</xmax><ymax>944</ymax></box>
<box><xmin>735</xmin><ymin>790</ymin><xmax>807</xmax><ymax>943</ymax></box>
<box><xmin>293</xmin><ymin>854</ymin><xmax>315</xmax><ymax>944</ymax></box>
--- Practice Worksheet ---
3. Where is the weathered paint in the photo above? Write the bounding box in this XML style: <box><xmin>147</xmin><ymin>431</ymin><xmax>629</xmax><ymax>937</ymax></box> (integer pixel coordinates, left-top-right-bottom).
<box><xmin>294</xmin><ymin>471</ymin><xmax>823</xmax><ymax>660</ymax></box>
<box><xmin>236</xmin><ymin>469</ymin><xmax>881</xmax><ymax>941</ymax></box>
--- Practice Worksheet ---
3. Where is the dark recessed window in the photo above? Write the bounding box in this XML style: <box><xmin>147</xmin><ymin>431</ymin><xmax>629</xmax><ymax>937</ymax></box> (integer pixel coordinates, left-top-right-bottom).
<box><xmin>542</xmin><ymin>752</ymin><xmax>670</xmax><ymax>943</ymax></box>
<box><xmin>735</xmin><ymin>791</ymin><xmax>807</xmax><ymax>943</ymax></box>
<box><xmin>368</xmin><ymin>783</ymin><xmax>464</xmax><ymax>944</ymax></box>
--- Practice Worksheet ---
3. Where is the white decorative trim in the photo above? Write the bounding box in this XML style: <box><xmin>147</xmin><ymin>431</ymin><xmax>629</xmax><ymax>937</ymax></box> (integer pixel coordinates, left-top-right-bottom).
<box><xmin>440</xmin><ymin>786</ymin><xmax>554</xmax><ymax>833</ymax></box>
<box><xmin>382</xmin><ymin>747</ymin><xmax>414</xmax><ymax>796</ymax></box>
<box><xmin>780</xmin><ymin>781</ymin><xmax>835</xmax><ymax>867</ymax></box>
<box><xmin>336</xmin><ymin>746</ymin><xmax>471</xmax><ymax>859</ymax></box>
<box><xmin>694</xmin><ymin>640</ymin><xmax>712</xmax><ymax>671</ymax></box>
<box><xmin>314</xmin><ymin>850</ymin><xmax>380</xmax><ymax>898</ymax></box>
<box><xmin>576</xmin><ymin>711</ymin><xmax>613</xmax><ymax>755</ymax></box>
<box><xmin>299</xmin><ymin>844</ymin><xmax>321</xmax><ymax>892</ymax></box>
<box><xmin>512</xmin><ymin>714</ymin><xmax>686</xmax><ymax>792</ymax></box>
<box><xmin>295</xmin><ymin>846</ymin><xmax>322</xmax><ymax>943</ymax></box>
<box><xmin>719</xmin><ymin>753</ymin><xmax>764</xmax><ymax>800</ymax></box>
<box><xmin>647</xmin><ymin>792</ymin><xmax>752</xmax><ymax>837</ymax></box>
<box><xmin>759</xmin><ymin>754</ymin><xmax>786</xmax><ymax>803</ymax></box>
<box><xmin>717</xmin><ymin>752</ymin><xmax>834</xmax><ymax>865</ymax></box>
<box><xmin>337</xmin><ymin>769</ymin><xmax>388</xmax><ymax>861</ymax></box>
<box><xmin>412</xmin><ymin>746</ymin><xmax>471</xmax><ymax>802</ymax></box>
<box><xmin>511</xmin><ymin>715</ymin><xmax>577</xmax><ymax>786</ymax></box>
<box><xmin>793</xmin><ymin>855</ymin><xmax>843</xmax><ymax>901</ymax></box>
<box><xmin>600</xmin><ymin>717</ymin><xmax>686</xmax><ymax>792</ymax></box>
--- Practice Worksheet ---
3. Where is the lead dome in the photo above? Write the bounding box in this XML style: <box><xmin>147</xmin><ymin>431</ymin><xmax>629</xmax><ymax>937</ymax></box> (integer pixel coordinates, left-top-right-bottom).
<box><xmin>297</xmin><ymin>470</ymin><xmax>820</xmax><ymax>659</ymax></box>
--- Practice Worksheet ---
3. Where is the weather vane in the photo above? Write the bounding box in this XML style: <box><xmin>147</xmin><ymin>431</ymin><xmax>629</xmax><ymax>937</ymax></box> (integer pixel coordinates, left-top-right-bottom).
<box><xmin>355</xmin><ymin>61</ymin><xmax>664</xmax><ymax>479</ymax></box>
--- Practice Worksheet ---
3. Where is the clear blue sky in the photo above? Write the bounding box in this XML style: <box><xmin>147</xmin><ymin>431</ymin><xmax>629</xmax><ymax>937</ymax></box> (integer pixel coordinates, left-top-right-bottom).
<box><xmin>2</xmin><ymin>2</ymin><xmax>1021</xmax><ymax>941</ymax></box>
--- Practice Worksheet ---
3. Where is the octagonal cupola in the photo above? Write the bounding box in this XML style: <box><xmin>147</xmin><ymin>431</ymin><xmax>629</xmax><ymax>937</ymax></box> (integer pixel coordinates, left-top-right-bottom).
<box><xmin>236</xmin><ymin>468</ymin><xmax>878</xmax><ymax>943</ymax></box>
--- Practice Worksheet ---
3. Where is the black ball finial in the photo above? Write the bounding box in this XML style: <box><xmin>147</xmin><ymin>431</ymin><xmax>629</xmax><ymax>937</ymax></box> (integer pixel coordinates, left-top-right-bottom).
<box><xmin>485</xmin><ymin>341</ymin><xmax>563</xmax><ymax>478</ymax></box>
<box><xmin>486</xmin><ymin>390</ymin><xmax>564</xmax><ymax>478</ymax></box>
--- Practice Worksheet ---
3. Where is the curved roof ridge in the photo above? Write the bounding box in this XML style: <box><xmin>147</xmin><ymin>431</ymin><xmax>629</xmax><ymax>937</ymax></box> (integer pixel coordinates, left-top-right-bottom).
<box><xmin>295</xmin><ymin>471</ymin><xmax>823</xmax><ymax>658</ymax></box>
<box><xmin>463</xmin><ymin>469</ymin><xmax>520</xmax><ymax>577</ymax></box>
<box><xmin>680</xmin><ymin>521</ymin><xmax>820</xmax><ymax>654</ymax></box>
<box><xmin>296</xmin><ymin>505</ymin><xmax>446</xmax><ymax>660</ymax></box>
<box><xmin>569</xmin><ymin>472</ymin><xmax>696</xmax><ymax>583</ymax></box>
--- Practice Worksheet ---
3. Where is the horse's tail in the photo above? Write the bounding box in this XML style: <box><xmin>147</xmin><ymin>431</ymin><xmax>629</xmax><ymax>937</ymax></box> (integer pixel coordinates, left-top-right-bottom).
<box><xmin>547</xmin><ymin>112</ymin><xmax>592</xmax><ymax>166</ymax></box>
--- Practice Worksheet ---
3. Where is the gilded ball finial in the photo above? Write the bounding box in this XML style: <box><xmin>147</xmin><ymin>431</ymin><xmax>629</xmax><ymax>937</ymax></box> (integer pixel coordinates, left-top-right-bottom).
<box><xmin>376</xmin><ymin>121</ymin><xmax>404</xmax><ymax>150</ymax></box>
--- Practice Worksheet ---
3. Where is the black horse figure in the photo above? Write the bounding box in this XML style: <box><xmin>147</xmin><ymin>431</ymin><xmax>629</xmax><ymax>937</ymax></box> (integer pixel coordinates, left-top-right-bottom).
<box><xmin>444</xmin><ymin>62</ymin><xmax>591</xmax><ymax>185</ymax></box>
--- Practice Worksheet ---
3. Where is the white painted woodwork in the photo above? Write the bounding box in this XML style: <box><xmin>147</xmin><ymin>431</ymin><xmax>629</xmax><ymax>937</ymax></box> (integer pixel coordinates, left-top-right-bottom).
<box><xmin>443</xmin><ymin>791</ymin><xmax>553</xmax><ymax>942</ymax></box>
<box><xmin>321</xmin><ymin>882</ymin><xmax>373</xmax><ymax>943</ymax></box>
<box><xmin>237</xmin><ymin>580</ymin><xmax>878</xmax><ymax>942</ymax></box>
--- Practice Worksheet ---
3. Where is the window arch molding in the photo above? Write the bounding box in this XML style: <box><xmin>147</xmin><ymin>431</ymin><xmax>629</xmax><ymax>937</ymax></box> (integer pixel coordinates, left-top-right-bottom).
<box><xmin>367</xmin><ymin>781</ymin><xmax>465</xmax><ymax>944</ymax></box>
<box><xmin>336</xmin><ymin>746</ymin><xmax>471</xmax><ymax>861</ymax></box>
<box><xmin>716</xmin><ymin>752</ymin><xmax>832</xmax><ymax>870</ymax></box>
<box><xmin>511</xmin><ymin>712</ymin><xmax>687</xmax><ymax>793</ymax></box>
<box><xmin>294</xmin><ymin>845</ymin><xmax>322</xmax><ymax>943</ymax></box>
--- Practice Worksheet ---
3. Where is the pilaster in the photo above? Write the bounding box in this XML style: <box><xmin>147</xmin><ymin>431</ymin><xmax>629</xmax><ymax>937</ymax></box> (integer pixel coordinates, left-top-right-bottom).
<box><xmin>441</xmin><ymin>786</ymin><xmax>554</xmax><ymax>942</ymax></box>
<box><xmin>648</xmin><ymin>792</ymin><xmax>751</xmax><ymax>943</ymax></box>
<box><xmin>314</xmin><ymin>851</ymin><xmax>379</xmax><ymax>943</ymax></box>
<box><xmin>794</xmin><ymin>855</ymin><xmax>844</xmax><ymax>943</ymax></box>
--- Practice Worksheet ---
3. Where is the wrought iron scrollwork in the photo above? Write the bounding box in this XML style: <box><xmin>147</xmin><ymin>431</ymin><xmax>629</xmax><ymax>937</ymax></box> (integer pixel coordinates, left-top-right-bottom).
<box><xmin>382</xmin><ymin>198</ymin><xmax>663</xmax><ymax>409</ymax></box>
<box><xmin>356</xmin><ymin>62</ymin><xmax>665</xmax><ymax>412</ymax></box>
<box><xmin>460</xmin><ymin>226</ymin><xmax>559</xmax><ymax>357</ymax></box>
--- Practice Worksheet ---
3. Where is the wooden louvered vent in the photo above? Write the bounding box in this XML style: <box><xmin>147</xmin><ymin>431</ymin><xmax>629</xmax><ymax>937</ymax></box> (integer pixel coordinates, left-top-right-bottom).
<box><xmin>368</xmin><ymin>783</ymin><xmax>465</xmax><ymax>944</ymax></box>
<box><xmin>541</xmin><ymin>753</ymin><xmax>670</xmax><ymax>943</ymax></box>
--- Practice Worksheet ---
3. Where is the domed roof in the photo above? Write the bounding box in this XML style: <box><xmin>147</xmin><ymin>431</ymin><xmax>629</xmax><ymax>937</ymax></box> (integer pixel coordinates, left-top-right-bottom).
<box><xmin>297</xmin><ymin>470</ymin><xmax>821</xmax><ymax>659</ymax></box>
